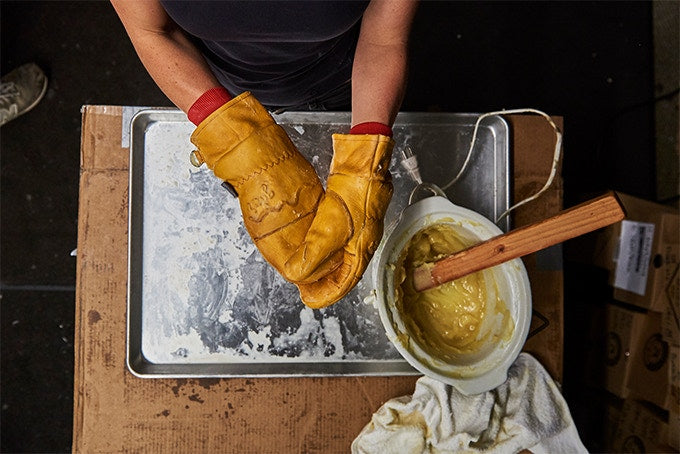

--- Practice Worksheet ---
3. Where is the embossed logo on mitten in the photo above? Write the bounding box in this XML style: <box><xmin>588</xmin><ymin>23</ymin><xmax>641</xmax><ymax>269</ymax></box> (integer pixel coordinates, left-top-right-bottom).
<box><xmin>246</xmin><ymin>182</ymin><xmax>320</xmax><ymax>227</ymax></box>
<box><xmin>247</xmin><ymin>183</ymin><xmax>276</xmax><ymax>222</ymax></box>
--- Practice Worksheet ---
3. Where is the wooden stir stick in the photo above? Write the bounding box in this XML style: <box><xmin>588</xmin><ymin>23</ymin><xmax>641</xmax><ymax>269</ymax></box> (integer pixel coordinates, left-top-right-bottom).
<box><xmin>412</xmin><ymin>192</ymin><xmax>626</xmax><ymax>292</ymax></box>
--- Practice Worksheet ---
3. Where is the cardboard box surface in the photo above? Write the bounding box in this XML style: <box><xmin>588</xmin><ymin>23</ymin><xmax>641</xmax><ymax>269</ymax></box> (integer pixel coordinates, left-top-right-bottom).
<box><xmin>73</xmin><ymin>107</ymin><xmax>565</xmax><ymax>452</ymax></box>
<box><xmin>669</xmin><ymin>409</ymin><xmax>680</xmax><ymax>450</ymax></box>
<box><xmin>602</xmin><ymin>303</ymin><xmax>647</xmax><ymax>398</ymax></box>
<box><xmin>505</xmin><ymin>115</ymin><xmax>564</xmax><ymax>382</ymax></box>
<box><xmin>607</xmin><ymin>193</ymin><xmax>679</xmax><ymax>312</ymax></box>
<box><xmin>663</xmin><ymin>249</ymin><xmax>680</xmax><ymax>346</ymax></box>
<box><xmin>612</xmin><ymin>399</ymin><xmax>672</xmax><ymax>453</ymax></box>
<box><xmin>627</xmin><ymin>311</ymin><xmax>671</xmax><ymax>411</ymax></box>
<box><xmin>671</xmin><ymin>345</ymin><xmax>680</xmax><ymax>414</ymax></box>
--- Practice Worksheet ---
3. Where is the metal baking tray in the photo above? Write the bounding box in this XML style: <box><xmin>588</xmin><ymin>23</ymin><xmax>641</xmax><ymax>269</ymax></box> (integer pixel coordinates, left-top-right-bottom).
<box><xmin>127</xmin><ymin>110</ymin><xmax>510</xmax><ymax>378</ymax></box>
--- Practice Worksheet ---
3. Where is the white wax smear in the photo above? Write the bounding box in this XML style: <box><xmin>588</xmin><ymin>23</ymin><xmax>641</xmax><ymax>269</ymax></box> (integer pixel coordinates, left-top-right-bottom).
<box><xmin>138</xmin><ymin>120</ymin><xmax>401</xmax><ymax>364</ymax></box>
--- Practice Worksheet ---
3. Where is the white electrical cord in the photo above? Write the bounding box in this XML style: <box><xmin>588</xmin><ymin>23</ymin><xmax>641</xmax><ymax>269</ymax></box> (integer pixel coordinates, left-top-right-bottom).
<box><xmin>439</xmin><ymin>108</ymin><xmax>563</xmax><ymax>223</ymax></box>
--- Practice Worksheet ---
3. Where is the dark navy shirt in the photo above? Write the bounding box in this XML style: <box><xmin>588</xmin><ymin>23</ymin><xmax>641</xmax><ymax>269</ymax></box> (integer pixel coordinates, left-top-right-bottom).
<box><xmin>160</xmin><ymin>1</ymin><xmax>370</xmax><ymax>108</ymax></box>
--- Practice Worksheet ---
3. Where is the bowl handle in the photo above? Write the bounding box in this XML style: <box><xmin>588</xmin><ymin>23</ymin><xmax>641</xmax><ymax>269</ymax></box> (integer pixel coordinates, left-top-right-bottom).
<box><xmin>407</xmin><ymin>182</ymin><xmax>447</xmax><ymax>205</ymax></box>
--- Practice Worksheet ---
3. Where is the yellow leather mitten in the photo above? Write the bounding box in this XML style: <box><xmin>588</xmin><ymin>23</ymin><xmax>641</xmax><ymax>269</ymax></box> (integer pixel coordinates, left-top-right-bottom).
<box><xmin>285</xmin><ymin>133</ymin><xmax>395</xmax><ymax>308</ymax></box>
<box><xmin>189</xmin><ymin>91</ymin><xmax>324</xmax><ymax>279</ymax></box>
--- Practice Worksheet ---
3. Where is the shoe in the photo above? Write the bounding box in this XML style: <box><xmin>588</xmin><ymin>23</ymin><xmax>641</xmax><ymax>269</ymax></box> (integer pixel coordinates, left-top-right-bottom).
<box><xmin>0</xmin><ymin>63</ymin><xmax>48</xmax><ymax>126</ymax></box>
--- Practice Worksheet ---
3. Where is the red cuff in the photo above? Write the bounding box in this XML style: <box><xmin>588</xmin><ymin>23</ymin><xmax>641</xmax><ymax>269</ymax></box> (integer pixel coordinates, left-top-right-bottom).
<box><xmin>349</xmin><ymin>122</ymin><xmax>393</xmax><ymax>137</ymax></box>
<box><xmin>187</xmin><ymin>87</ymin><xmax>232</xmax><ymax>125</ymax></box>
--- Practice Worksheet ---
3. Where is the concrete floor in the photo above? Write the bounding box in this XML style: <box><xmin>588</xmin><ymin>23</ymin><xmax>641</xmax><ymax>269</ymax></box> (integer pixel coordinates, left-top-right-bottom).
<box><xmin>1</xmin><ymin>1</ymin><xmax>661</xmax><ymax>452</ymax></box>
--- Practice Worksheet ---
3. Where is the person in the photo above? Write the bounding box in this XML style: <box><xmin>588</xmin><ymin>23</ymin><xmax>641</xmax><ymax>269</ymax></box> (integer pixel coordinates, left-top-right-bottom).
<box><xmin>0</xmin><ymin>63</ymin><xmax>48</xmax><ymax>126</ymax></box>
<box><xmin>111</xmin><ymin>0</ymin><xmax>419</xmax><ymax>308</ymax></box>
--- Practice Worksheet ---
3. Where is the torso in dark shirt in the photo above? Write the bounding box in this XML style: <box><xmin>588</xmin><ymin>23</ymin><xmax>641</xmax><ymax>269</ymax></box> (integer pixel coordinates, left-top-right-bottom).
<box><xmin>160</xmin><ymin>1</ymin><xmax>370</xmax><ymax>108</ymax></box>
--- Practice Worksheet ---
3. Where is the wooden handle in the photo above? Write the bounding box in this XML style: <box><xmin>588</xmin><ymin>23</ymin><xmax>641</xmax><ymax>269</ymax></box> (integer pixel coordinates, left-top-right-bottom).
<box><xmin>412</xmin><ymin>192</ymin><xmax>626</xmax><ymax>292</ymax></box>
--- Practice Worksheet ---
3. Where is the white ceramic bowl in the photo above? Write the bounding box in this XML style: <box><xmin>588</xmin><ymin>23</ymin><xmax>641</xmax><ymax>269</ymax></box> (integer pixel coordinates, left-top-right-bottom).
<box><xmin>373</xmin><ymin>194</ymin><xmax>532</xmax><ymax>395</ymax></box>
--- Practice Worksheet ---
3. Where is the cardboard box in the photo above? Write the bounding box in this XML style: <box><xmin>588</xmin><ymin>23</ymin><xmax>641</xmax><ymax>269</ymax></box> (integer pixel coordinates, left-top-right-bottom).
<box><xmin>612</xmin><ymin>399</ymin><xmax>672</xmax><ymax>453</ymax></box>
<box><xmin>627</xmin><ymin>311</ymin><xmax>671</xmax><ymax>411</ymax></box>
<box><xmin>73</xmin><ymin>107</ymin><xmax>566</xmax><ymax>452</ymax></box>
<box><xmin>671</xmin><ymin>345</ymin><xmax>680</xmax><ymax>414</ymax></box>
<box><xmin>663</xmin><ymin>267</ymin><xmax>680</xmax><ymax>346</ymax></box>
<box><xmin>506</xmin><ymin>115</ymin><xmax>565</xmax><ymax>382</ymax></box>
<box><xmin>598</xmin><ymin>303</ymin><xmax>647</xmax><ymax>398</ymax></box>
<box><xmin>613</xmin><ymin>194</ymin><xmax>678</xmax><ymax>312</ymax></box>
<box><xmin>605</xmin><ymin>406</ymin><xmax>622</xmax><ymax>452</ymax></box>
<box><xmin>588</xmin><ymin>193</ymin><xmax>679</xmax><ymax>313</ymax></box>
<box><xmin>669</xmin><ymin>409</ymin><xmax>680</xmax><ymax>451</ymax></box>
<box><xmin>604</xmin><ymin>396</ymin><xmax>625</xmax><ymax>453</ymax></box>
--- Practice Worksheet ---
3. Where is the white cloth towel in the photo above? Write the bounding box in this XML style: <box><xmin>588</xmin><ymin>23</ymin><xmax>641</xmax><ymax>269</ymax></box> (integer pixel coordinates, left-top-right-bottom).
<box><xmin>352</xmin><ymin>353</ymin><xmax>587</xmax><ymax>454</ymax></box>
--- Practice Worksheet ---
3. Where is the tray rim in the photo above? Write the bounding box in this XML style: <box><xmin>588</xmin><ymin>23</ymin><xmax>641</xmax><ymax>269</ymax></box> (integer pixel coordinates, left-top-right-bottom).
<box><xmin>126</xmin><ymin>109</ymin><xmax>510</xmax><ymax>378</ymax></box>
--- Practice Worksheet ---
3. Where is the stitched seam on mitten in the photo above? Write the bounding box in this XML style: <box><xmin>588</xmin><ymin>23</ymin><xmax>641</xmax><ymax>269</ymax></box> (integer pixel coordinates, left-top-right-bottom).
<box><xmin>327</xmin><ymin>170</ymin><xmax>391</xmax><ymax>182</ymax></box>
<box><xmin>233</xmin><ymin>146</ymin><xmax>296</xmax><ymax>187</ymax></box>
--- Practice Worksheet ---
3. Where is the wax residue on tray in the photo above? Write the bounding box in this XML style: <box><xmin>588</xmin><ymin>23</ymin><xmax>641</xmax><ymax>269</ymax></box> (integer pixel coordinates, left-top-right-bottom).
<box><xmin>139</xmin><ymin>121</ymin><xmax>401</xmax><ymax>364</ymax></box>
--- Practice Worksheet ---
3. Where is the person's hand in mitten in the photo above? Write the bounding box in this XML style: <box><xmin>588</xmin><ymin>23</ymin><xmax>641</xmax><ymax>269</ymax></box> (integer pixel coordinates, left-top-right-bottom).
<box><xmin>284</xmin><ymin>122</ymin><xmax>395</xmax><ymax>308</ymax></box>
<box><xmin>188</xmin><ymin>88</ymin><xmax>326</xmax><ymax>281</ymax></box>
